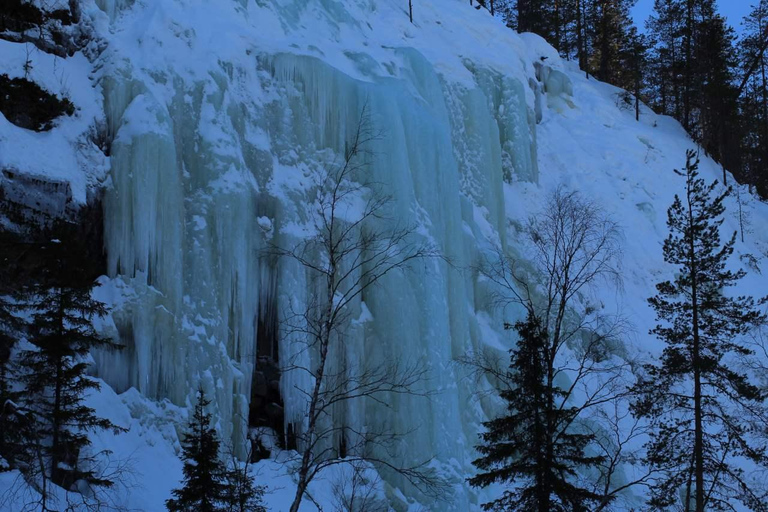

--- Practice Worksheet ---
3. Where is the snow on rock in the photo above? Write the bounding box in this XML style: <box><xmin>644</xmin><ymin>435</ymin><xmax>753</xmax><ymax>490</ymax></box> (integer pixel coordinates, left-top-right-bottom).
<box><xmin>2</xmin><ymin>0</ymin><xmax>768</xmax><ymax>510</ymax></box>
<box><xmin>0</xmin><ymin>36</ymin><xmax>107</xmax><ymax>205</ymax></box>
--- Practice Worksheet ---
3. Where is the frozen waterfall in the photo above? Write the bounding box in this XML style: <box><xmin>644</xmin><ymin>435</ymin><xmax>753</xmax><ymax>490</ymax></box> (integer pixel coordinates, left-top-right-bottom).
<box><xmin>90</xmin><ymin>0</ymin><xmax>551</xmax><ymax>508</ymax></box>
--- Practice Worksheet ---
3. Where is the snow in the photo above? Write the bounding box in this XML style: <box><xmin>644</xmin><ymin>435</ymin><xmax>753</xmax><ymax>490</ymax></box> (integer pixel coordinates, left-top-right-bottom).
<box><xmin>0</xmin><ymin>39</ymin><xmax>107</xmax><ymax>204</ymax></box>
<box><xmin>2</xmin><ymin>0</ymin><xmax>768</xmax><ymax>510</ymax></box>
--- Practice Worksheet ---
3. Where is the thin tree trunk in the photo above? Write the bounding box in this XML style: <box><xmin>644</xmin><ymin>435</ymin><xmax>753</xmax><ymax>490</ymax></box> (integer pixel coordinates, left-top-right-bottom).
<box><xmin>737</xmin><ymin>187</ymin><xmax>745</xmax><ymax>243</ymax></box>
<box><xmin>576</xmin><ymin>0</ymin><xmax>584</xmax><ymax>70</ymax></box>
<box><xmin>635</xmin><ymin>48</ymin><xmax>641</xmax><ymax>122</ymax></box>
<box><xmin>599</xmin><ymin>0</ymin><xmax>610</xmax><ymax>81</ymax></box>
<box><xmin>583</xmin><ymin>0</ymin><xmax>590</xmax><ymax>78</ymax></box>
<box><xmin>0</xmin><ymin>365</ymin><xmax>6</xmax><ymax>455</ymax></box>
<box><xmin>684</xmin><ymin>448</ymin><xmax>695</xmax><ymax>511</ymax></box>
<box><xmin>684</xmin><ymin>0</ymin><xmax>693</xmax><ymax>130</ymax></box>
<box><xmin>687</xmin><ymin>175</ymin><xmax>705</xmax><ymax>512</ymax></box>
<box><xmin>289</xmin><ymin>320</ymin><xmax>331</xmax><ymax>512</ymax></box>
<box><xmin>660</xmin><ymin>54</ymin><xmax>667</xmax><ymax>115</ymax></box>
<box><xmin>543</xmin><ymin>369</ymin><xmax>554</xmax><ymax>512</ymax></box>
<box><xmin>51</xmin><ymin>289</ymin><xmax>64</xmax><ymax>484</ymax></box>
<box><xmin>289</xmin><ymin>220</ymin><xmax>338</xmax><ymax>512</ymax></box>
<box><xmin>760</xmin><ymin>14</ymin><xmax>768</xmax><ymax>172</ymax></box>
<box><xmin>555</xmin><ymin>0</ymin><xmax>561</xmax><ymax>54</ymax></box>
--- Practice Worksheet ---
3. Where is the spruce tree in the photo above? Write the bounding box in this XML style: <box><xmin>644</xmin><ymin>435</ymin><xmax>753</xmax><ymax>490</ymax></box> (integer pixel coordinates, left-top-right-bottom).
<box><xmin>470</xmin><ymin>312</ymin><xmax>606</xmax><ymax>512</ymax></box>
<box><xmin>18</xmin><ymin>280</ymin><xmax>123</xmax><ymax>488</ymax></box>
<box><xmin>620</xmin><ymin>30</ymin><xmax>650</xmax><ymax>121</ymax></box>
<box><xmin>632</xmin><ymin>150</ymin><xmax>768</xmax><ymax>512</ymax></box>
<box><xmin>588</xmin><ymin>0</ymin><xmax>636</xmax><ymax>85</ymax></box>
<box><xmin>646</xmin><ymin>0</ymin><xmax>686</xmax><ymax>118</ymax></box>
<box><xmin>167</xmin><ymin>387</ymin><xmax>228</xmax><ymax>512</ymax></box>
<box><xmin>695</xmin><ymin>14</ymin><xmax>739</xmax><ymax>183</ymax></box>
<box><xmin>737</xmin><ymin>0</ymin><xmax>768</xmax><ymax>197</ymax></box>
<box><xmin>645</xmin><ymin>0</ymin><xmax>742</xmax><ymax>181</ymax></box>
<box><xmin>222</xmin><ymin>461</ymin><xmax>266</xmax><ymax>512</ymax></box>
<box><xmin>0</xmin><ymin>292</ymin><xmax>24</xmax><ymax>469</ymax></box>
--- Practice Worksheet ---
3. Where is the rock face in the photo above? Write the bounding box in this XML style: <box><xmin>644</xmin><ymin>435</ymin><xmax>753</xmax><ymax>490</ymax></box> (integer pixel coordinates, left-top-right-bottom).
<box><xmin>0</xmin><ymin>76</ymin><xmax>75</xmax><ymax>132</ymax></box>
<box><xmin>0</xmin><ymin>0</ymin><xmax>89</xmax><ymax>57</ymax></box>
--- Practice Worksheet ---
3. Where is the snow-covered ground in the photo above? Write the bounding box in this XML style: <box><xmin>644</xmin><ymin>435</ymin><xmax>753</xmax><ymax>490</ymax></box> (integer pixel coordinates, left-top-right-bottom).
<box><xmin>2</xmin><ymin>0</ymin><xmax>768</xmax><ymax>510</ymax></box>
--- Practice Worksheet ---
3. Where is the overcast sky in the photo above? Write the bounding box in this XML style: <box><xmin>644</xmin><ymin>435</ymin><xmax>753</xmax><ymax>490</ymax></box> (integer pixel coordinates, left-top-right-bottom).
<box><xmin>631</xmin><ymin>0</ymin><xmax>755</xmax><ymax>35</ymax></box>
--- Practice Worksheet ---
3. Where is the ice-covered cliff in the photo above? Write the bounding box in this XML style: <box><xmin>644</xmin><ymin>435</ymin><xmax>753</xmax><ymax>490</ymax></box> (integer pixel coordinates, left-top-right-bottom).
<box><xmin>2</xmin><ymin>0</ymin><xmax>768</xmax><ymax>510</ymax></box>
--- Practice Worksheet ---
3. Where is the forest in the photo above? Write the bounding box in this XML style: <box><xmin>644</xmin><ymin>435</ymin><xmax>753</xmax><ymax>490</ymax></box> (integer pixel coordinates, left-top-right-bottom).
<box><xmin>472</xmin><ymin>0</ymin><xmax>768</xmax><ymax>198</ymax></box>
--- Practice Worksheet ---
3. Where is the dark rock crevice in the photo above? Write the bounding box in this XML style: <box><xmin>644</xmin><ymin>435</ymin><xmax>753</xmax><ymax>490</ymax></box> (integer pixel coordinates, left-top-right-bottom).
<box><xmin>0</xmin><ymin>0</ymin><xmax>86</xmax><ymax>58</ymax></box>
<box><xmin>0</xmin><ymin>74</ymin><xmax>75</xmax><ymax>132</ymax></box>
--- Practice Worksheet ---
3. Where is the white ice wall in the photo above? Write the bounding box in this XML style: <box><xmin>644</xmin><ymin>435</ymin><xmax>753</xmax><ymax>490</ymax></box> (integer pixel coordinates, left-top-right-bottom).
<box><xmin>87</xmin><ymin>0</ymin><xmax>570</xmax><ymax>508</ymax></box>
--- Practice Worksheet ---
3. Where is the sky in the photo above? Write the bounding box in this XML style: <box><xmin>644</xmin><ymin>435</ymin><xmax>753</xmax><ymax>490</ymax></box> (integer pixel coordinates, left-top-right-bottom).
<box><xmin>631</xmin><ymin>0</ymin><xmax>755</xmax><ymax>35</ymax></box>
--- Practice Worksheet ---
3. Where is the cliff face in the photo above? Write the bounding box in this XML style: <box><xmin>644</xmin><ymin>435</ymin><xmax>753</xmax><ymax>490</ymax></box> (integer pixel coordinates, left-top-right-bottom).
<box><xmin>92</xmin><ymin>4</ymin><xmax>542</xmax><ymax>507</ymax></box>
<box><xmin>2</xmin><ymin>1</ymin><xmax>767</xmax><ymax>510</ymax></box>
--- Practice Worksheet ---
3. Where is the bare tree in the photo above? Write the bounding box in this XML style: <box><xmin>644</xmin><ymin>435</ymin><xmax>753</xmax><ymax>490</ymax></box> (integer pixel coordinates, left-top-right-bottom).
<box><xmin>330</xmin><ymin>460</ymin><xmax>387</xmax><ymax>512</ymax></box>
<box><xmin>588</xmin><ymin>401</ymin><xmax>658</xmax><ymax>511</ymax></box>
<box><xmin>273</xmin><ymin>106</ymin><xmax>444</xmax><ymax>512</ymax></box>
<box><xmin>474</xmin><ymin>186</ymin><xmax>626</xmax><ymax>411</ymax></box>
<box><xmin>732</xmin><ymin>182</ymin><xmax>752</xmax><ymax>244</ymax></box>
<box><xmin>463</xmin><ymin>186</ymin><xmax>641</xmax><ymax>507</ymax></box>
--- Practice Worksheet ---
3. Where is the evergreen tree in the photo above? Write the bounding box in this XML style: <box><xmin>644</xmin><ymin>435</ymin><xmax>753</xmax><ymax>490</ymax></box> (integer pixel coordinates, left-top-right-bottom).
<box><xmin>498</xmin><ymin>0</ymin><xmax>579</xmax><ymax>59</ymax></box>
<box><xmin>646</xmin><ymin>0</ymin><xmax>740</xmax><ymax>183</ymax></box>
<box><xmin>222</xmin><ymin>461</ymin><xmax>266</xmax><ymax>512</ymax></box>
<box><xmin>695</xmin><ymin>14</ymin><xmax>739</xmax><ymax>183</ymax></box>
<box><xmin>17</xmin><ymin>278</ymin><xmax>123</xmax><ymax>488</ymax></box>
<box><xmin>632</xmin><ymin>150</ymin><xmax>768</xmax><ymax>512</ymax></box>
<box><xmin>737</xmin><ymin>0</ymin><xmax>768</xmax><ymax>197</ymax></box>
<box><xmin>646</xmin><ymin>0</ymin><xmax>686</xmax><ymax>118</ymax></box>
<box><xmin>469</xmin><ymin>312</ymin><xmax>606</xmax><ymax>512</ymax></box>
<box><xmin>514</xmin><ymin>0</ymin><xmax>558</xmax><ymax>40</ymax></box>
<box><xmin>620</xmin><ymin>30</ymin><xmax>650</xmax><ymax>121</ymax></box>
<box><xmin>0</xmin><ymin>291</ymin><xmax>24</xmax><ymax>469</ymax></box>
<box><xmin>588</xmin><ymin>0</ymin><xmax>636</xmax><ymax>85</ymax></box>
<box><xmin>167</xmin><ymin>387</ymin><xmax>228</xmax><ymax>512</ymax></box>
<box><xmin>498</xmin><ymin>0</ymin><xmax>642</xmax><ymax>85</ymax></box>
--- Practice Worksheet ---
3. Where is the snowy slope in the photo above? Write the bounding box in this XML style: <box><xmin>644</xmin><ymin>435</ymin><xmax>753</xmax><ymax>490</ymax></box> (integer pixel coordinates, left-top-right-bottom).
<box><xmin>2</xmin><ymin>0</ymin><xmax>768</xmax><ymax>510</ymax></box>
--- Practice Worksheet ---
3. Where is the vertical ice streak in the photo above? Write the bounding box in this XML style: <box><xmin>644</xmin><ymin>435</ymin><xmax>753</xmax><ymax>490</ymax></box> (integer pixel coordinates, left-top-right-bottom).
<box><xmin>93</xmin><ymin>0</ymin><xmax>539</xmax><ymax>506</ymax></box>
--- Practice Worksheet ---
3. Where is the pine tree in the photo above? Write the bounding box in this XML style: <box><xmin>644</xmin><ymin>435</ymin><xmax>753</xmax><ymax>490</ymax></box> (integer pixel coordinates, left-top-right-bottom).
<box><xmin>222</xmin><ymin>462</ymin><xmax>266</xmax><ymax>512</ymax></box>
<box><xmin>469</xmin><ymin>312</ymin><xmax>606</xmax><ymax>512</ymax></box>
<box><xmin>632</xmin><ymin>150</ymin><xmax>768</xmax><ymax>512</ymax></box>
<box><xmin>17</xmin><ymin>278</ymin><xmax>123</xmax><ymax>488</ymax></box>
<box><xmin>646</xmin><ymin>0</ymin><xmax>686</xmax><ymax>118</ymax></box>
<box><xmin>738</xmin><ymin>0</ymin><xmax>768</xmax><ymax>197</ymax></box>
<box><xmin>514</xmin><ymin>0</ymin><xmax>556</xmax><ymax>39</ymax></box>
<box><xmin>167</xmin><ymin>387</ymin><xmax>228</xmax><ymax>512</ymax></box>
<box><xmin>620</xmin><ymin>30</ymin><xmax>650</xmax><ymax>121</ymax></box>
<box><xmin>589</xmin><ymin>0</ymin><xmax>636</xmax><ymax>85</ymax></box>
<box><xmin>695</xmin><ymin>14</ymin><xmax>739</xmax><ymax>183</ymax></box>
<box><xmin>498</xmin><ymin>0</ymin><xmax>579</xmax><ymax>59</ymax></box>
<box><xmin>0</xmin><ymin>291</ymin><xmax>25</xmax><ymax>469</ymax></box>
<box><xmin>646</xmin><ymin>0</ymin><xmax>741</xmax><ymax>182</ymax></box>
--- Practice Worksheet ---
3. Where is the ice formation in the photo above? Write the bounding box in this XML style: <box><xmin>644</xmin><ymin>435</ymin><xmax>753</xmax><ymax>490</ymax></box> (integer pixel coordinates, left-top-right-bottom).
<box><xmin>4</xmin><ymin>0</ymin><xmax>768</xmax><ymax>509</ymax></box>
<box><xmin>90</xmin><ymin>4</ymin><xmax>545</xmax><ymax>507</ymax></box>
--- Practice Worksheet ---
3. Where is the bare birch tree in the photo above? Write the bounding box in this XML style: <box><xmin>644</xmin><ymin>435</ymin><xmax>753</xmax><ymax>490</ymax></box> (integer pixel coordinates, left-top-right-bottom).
<box><xmin>462</xmin><ymin>186</ymin><xmax>643</xmax><ymax>507</ymax></box>
<box><xmin>273</xmin><ymin>106</ymin><xmax>444</xmax><ymax>512</ymax></box>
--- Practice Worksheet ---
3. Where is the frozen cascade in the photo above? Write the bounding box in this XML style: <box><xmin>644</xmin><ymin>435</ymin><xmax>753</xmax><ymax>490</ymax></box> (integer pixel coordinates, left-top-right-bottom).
<box><xmin>8</xmin><ymin>1</ymin><xmax>768</xmax><ymax>510</ymax></box>
<box><xmin>89</xmin><ymin>0</ymin><xmax>545</xmax><ymax>506</ymax></box>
